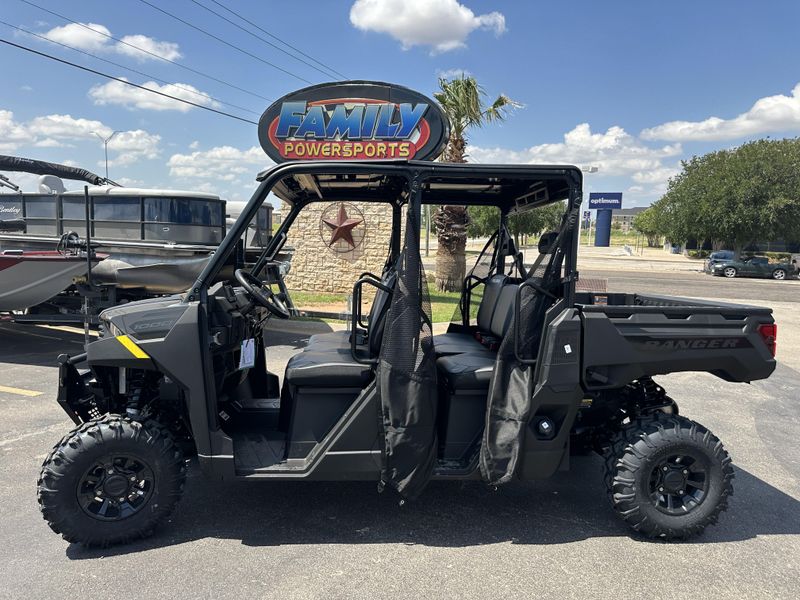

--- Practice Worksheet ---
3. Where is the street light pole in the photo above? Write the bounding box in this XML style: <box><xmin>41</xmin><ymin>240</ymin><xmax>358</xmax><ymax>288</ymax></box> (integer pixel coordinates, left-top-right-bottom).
<box><xmin>93</xmin><ymin>131</ymin><xmax>121</xmax><ymax>180</ymax></box>
<box><xmin>581</xmin><ymin>165</ymin><xmax>600</xmax><ymax>245</ymax></box>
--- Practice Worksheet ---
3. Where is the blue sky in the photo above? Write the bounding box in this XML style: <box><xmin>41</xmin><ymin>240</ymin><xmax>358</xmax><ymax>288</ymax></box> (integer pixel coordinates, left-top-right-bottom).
<box><xmin>2</xmin><ymin>0</ymin><xmax>800</xmax><ymax>208</ymax></box>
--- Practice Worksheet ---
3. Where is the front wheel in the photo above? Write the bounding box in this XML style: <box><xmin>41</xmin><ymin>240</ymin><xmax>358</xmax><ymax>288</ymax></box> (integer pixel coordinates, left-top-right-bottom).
<box><xmin>604</xmin><ymin>414</ymin><xmax>733</xmax><ymax>540</ymax></box>
<box><xmin>38</xmin><ymin>415</ymin><xmax>186</xmax><ymax>546</ymax></box>
<box><xmin>723</xmin><ymin>267</ymin><xmax>737</xmax><ymax>278</ymax></box>
<box><xmin>772</xmin><ymin>268</ymin><xmax>786</xmax><ymax>280</ymax></box>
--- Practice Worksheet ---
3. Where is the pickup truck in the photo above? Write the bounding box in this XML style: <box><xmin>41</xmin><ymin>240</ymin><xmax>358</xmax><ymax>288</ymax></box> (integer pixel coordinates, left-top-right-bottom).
<box><xmin>37</xmin><ymin>160</ymin><xmax>778</xmax><ymax>548</ymax></box>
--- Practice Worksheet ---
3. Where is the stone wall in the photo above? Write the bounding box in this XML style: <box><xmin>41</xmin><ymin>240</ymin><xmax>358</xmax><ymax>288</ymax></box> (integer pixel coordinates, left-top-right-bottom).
<box><xmin>285</xmin><ymin>200</ymin><xmax>394</xmax><ymax>294</ymax></box>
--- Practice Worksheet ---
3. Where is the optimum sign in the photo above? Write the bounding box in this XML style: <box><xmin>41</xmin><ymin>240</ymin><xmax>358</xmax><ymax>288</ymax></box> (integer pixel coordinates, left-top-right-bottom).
<box><xmin>258</xmin><ymin>81</ymin><xmax>450</xmax><ymax>163</ymax></box>
<box><xmin>588</xmin><ymin>192</ymin><xmax>623</xmax><ymax>209</ymax></box>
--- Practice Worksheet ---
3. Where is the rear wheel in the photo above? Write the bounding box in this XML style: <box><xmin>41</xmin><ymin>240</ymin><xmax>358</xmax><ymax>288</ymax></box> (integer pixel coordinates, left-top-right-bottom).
<box><xmin>604</xmin><ymin>413</ymin><xmax>733</xmax><ymax>540</ymax></box>
<box><xmin>38</xmin><ymin>415</ymin><xmax>186</xmax><ymax>546</ymax></box>
<box><xmin>723</xmin><ymin>267</ymin><xmax>737</xmax><ymax>278</ymax></box>
<box><xmin>772</xmin><ymin>268</ymin><xmax>786</xmax><ymax>280</ymax></box>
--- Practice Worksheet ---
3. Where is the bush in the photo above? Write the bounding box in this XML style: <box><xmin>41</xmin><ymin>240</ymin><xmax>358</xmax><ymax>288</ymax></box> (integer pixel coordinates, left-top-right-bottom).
<box><xmin>687</xmin><ymin>250</ymin><xmax>710</xmax><ymax>259</ymax></box>
<box><xmin>762</xmin><ymin>251</ymin><xmax>792</xmax><ymax>261</ymax></box>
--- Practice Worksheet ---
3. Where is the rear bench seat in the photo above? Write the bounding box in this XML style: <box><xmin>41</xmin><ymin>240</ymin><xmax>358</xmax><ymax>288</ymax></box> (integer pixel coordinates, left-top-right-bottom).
<box><xmin>436</xmin><ymin>277</ymin><xmax>520</xmax><ymax>390</ymax></box>
<box><xmin>433</xmin><ymin>277</ymin><xmax>520</xmax><ymax>461</ymax></box>
<box><xmin>433</xmin><ymin>274</ymin><xmax>517</xmax><ymax>357</ymax></box>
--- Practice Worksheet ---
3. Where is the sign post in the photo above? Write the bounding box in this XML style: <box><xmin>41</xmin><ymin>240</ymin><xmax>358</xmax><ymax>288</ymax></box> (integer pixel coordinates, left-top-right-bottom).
<box><xmin>588</xmin><ymin>192</ymin><xmax>622</xmax><ymax>247</ymax></box>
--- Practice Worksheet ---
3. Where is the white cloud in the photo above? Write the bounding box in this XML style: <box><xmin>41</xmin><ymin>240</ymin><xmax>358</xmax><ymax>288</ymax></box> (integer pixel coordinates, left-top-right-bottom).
<box><xmin>26</xmin><ymin>114</ymin><xmax>110</xmax><ymax>140</ymax></box>
<box><xmin>436</xmin><ymin>68</ymin><xmax>472</xmax><ymax>79</ymax></box>
<box><xmin>107</xmin><ymin>130</ymin><xmax>161</xmax><ymax>166</ymax></box>
<box><xmin>33</xmin><ymin>138</ymin><xmax>71</xmax><ymax>148</ymax></box>
<box><xmin>641</xmin><ymin>83</ymin><xmax>800</xmax><ymax>142</ymax></box>
<box><xmin>88</xmin><ymin>79</ymin><xmax>220</xmax><ymax>112</ymax></box>
<box><xmin>350</xmin><ymin>0</ymin><xmax>505</xmax><ymax>53</ymax></box>
<box><xmin>631</xmin><ymin>167</ymin><xmax>680</xmax><ymax>185</ymax></box>
<box><xmin>116</xmin><ymin>177</ymin><xmax>144</xmax><ymax>186</ymax></box>
<box><xmin>469</xmin><ymin>123</ymin><xmax>682</xmax><ymax>178</ymax></box>
<box><xmin>40</xmin><ymin>22</ymin><xmax>181</xmax><ymax>63</ymax></box>
<box><xmin>42</xmin><ymin>22</ymin><xmax>111</xmax><ymax>52</ymax></box>
<box><xmin>0</xmin><ymin>110</ymin><xmax>31</xmax><ymax>152</ymax></box>
<box><xmin>115</xmin><ymin>34</ymin><xmax>182</xmax><ymax>61</ymax></box>
<box><xmin>167</xmin><ymin>145</ymin><xmax>270</xmax><ymax>181</ymax></box>
<box><xmin>0</xmin><ymin>110</ymin><xmax>160</xmax><ymax>168</ymax></box>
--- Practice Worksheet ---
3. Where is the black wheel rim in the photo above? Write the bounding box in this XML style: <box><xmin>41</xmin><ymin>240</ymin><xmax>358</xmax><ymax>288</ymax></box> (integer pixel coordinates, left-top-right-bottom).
<box><xmin>648</xmin><ymin>454</ymin><xmax>708</xmax><ymax>515</ymax></box>
<box><xmin>77</xmin><ymin>454</ymin><xmax>155</xmax><ymax>521</ymax></box>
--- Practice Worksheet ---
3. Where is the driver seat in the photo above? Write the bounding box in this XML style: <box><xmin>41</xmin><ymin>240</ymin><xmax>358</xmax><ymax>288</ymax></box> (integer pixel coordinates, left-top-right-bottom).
<box><xmin>279</xmin><ymin>272</ymin><xmax>396</xmax><ymax>458</ymax></box>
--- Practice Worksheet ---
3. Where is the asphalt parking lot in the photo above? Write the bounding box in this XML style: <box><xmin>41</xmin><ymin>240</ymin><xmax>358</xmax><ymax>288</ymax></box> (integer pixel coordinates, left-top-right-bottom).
<box><xmin>1</xmin><ymin>271</ymin><xmax>798</xmax><ymax>600</ymax></box>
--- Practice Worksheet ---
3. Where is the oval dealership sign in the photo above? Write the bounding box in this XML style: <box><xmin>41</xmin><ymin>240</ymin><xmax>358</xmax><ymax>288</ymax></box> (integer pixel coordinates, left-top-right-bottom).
<box><xmin>258</xmin><ymin>81</ymin><xmax>450</xmax><ymax>163</ymax></box>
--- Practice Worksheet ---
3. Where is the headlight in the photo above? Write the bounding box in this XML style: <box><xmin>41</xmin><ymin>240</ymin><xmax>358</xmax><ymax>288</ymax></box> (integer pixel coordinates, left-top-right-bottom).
<box><xmin>99</xmin><ymin>315</ymin><xmax>122</xmax><ymax>337</ymax></box>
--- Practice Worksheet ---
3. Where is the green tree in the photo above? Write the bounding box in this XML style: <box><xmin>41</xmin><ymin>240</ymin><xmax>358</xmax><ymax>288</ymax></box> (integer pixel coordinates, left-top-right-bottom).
<box><xmin>466</xmin><ymin>205</ymin><xmax>500</xmax><ymax>238</ymax></box>
<box><xmin>432</xmin><ymin>75</ymin><xmax>520</xmax><ymax>291</ymax></box>
<box><xmin>632</xmin><ymin>206</ymin><xmax>664</xmax><ymax>247</ymax></box>
<box><xmin>467</xmin><ymin>202</ymin><xmax>564</xmax><ymax>245</ymax></box>
<box><xmin>507</xmin><ymin>202</ymin><xmax>564</xmax><ymax>246</ymax></box>
<box><xmin>652</xmin><ymin>138</ymin><xmax>800</xmax><ymax>257</ymax></box>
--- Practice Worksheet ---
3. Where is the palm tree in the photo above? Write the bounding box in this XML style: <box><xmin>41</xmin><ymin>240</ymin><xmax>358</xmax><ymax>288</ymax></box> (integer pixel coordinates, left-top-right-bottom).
<box><xmin>432</xmin><ymin>75</ymin><xmax>520</xmax><ymax>291</ymax></box>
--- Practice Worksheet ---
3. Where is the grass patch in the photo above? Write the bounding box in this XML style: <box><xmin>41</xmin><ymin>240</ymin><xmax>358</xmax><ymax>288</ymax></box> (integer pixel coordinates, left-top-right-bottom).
<box><xmin>286</xmin><ymin>278</ymin><xmax>472</xmax><ymax>324</ymax></box>
<box><xmin>290</xmin><ymin>291</ymin><xmax>348</xmax><ymax>306</ymax></box>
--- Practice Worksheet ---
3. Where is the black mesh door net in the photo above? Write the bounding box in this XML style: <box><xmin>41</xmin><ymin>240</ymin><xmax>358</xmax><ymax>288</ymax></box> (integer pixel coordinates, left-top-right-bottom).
<box><xmin>377</xmin><ymin>197</ymin><xmax>438</xmax><ymax>499</ymax></box>
<box><xmin>479</xmin><ymin>210</ymin><xmax>575</xmax><ymax>485</ymax></box>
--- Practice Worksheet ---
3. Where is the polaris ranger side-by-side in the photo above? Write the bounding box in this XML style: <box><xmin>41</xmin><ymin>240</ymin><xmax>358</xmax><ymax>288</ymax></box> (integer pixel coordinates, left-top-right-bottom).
<box><xmin>38</xmin><ymin>161</ymin><xmax>778</xmax><ymax>545</ymax></box>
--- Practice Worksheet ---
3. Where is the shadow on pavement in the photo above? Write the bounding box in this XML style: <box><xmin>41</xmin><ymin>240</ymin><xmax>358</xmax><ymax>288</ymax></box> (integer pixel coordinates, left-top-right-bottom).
<box><xmin>65</xmin><ymin>457</ymin><xmax>800</xmax><ymax>559</ymax></box>
<box><xmin>0</xmin><ymin>323</ymin><xmax>89</xmax><ymax>367</ymax></box>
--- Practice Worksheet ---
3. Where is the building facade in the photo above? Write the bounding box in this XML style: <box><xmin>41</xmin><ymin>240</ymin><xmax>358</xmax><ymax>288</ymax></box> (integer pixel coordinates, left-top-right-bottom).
<box><xmin>611</xmin><ymin>207</ymin><xmax>646</xmax><ymax>232</ymax></box>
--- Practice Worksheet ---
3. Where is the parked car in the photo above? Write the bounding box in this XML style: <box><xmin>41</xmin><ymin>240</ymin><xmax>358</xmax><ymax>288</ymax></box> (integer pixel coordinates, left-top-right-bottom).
<box><xmin>711</xmin><ymin>255</ymin><xmax>796</xmax><ymax>280</ymax></box>
<box><xmin>704</xmin><ymin>250</ymin><xmax>735</xmax><ymax>273</ymax></box>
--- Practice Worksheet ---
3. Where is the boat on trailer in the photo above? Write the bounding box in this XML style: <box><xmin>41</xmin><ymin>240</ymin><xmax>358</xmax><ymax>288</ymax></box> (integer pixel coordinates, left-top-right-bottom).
<box><xmin>0</xmin><ymin>249</ymin><xmax>105</xmax><ymax>312</ymax></box>
<box><xmin>0</xmin><ymin>155</ymin><xmax>274</xmax><ymax>322</ymax></box>
<box><xmin>0</xmin><ymin>216</ymin><xmax>104</xmax><ymax>312</ymax></box>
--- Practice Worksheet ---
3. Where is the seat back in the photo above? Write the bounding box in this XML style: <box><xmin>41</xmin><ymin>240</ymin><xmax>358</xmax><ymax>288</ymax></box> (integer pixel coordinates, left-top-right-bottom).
<box><xmin>476</xmin><ymin>274</ymin><xmax>508</xmax><ymax>331</ymax></box>
<box><xmin>367</xmin><ymin>270</ymin><xmax>397</xmax><ymax>356</ymax></box>
<box><xmin>489</xmin><ymin>284</ymin><xmax>518</xmax><ymax>339</ymax></box>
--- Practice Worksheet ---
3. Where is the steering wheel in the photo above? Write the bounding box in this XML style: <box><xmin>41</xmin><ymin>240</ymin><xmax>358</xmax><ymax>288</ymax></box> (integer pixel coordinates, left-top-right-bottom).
<box><xmin>234</xmin><ymin>269</ymin><xmax>291</xmax><ymax>319</ymax></box>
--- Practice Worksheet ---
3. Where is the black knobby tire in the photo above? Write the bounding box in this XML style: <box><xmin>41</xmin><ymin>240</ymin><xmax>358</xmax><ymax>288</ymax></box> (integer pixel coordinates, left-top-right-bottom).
<box><xmin>604</xmin><ymin>413</ymin><xmax>734</xmax><ymax>540</ymax></box>
<box><xmin>37</xmin><ymin>414</ymin><xmax>186</xmax><ymax>546</ymax></box>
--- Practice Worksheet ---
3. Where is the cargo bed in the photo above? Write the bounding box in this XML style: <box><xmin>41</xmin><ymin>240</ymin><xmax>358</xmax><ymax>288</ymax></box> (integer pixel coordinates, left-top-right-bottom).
<box><xmin>574</xmin><ymin>292</ymin><xmax>776</xmax><ymax>388</ymax></box>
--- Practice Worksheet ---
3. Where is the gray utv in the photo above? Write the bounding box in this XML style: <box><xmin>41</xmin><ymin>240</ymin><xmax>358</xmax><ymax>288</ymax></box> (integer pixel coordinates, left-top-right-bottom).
<box><xmin>38</xmin><ymin>161</ymin><xmax>778</xmax><ymax>546</ymax></box>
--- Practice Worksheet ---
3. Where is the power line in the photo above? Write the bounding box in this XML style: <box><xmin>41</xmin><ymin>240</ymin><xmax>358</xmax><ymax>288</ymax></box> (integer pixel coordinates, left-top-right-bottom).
<box><xmin>0</xmin><ymin>20</ymin><xmax>261</xmax><ymax>116</ymax></box>
<box><xmin>0</xmin><ymin>38</ymin><xmax>258</xmax><ymax>125</ymax></box>
<box><xmin>135</xmin><ymin>0</ymin><xmax>313</xmax><ymax>84</ymax></box>
<box><xmin>18</xmin><ymin>0</ymin><xmax>272</xmax><ymax>102</ymax></box>
<box><xmin>210</xmin><ymin>0</ymin><xmax>347</xmax><ymax>80</ymax></box>
<box><xmin>208</xmin><ymin>0</ymin><xmax>346</xmax><ymax>80</ymax></box>
<box><xmin>188</xmin><ymin>0</ymin><xmax>342</xmax><ymax>80</ymax></box>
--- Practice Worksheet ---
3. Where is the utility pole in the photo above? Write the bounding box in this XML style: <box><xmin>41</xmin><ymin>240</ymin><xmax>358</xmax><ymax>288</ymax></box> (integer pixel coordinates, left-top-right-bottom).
<box><xmin>93</xmin><ymin>131</ymin><xmax>121</xmax><ymax>180</ymax></box>
<box><xmin>425</xmin><ymin>204</ymin><xmax>430</xmax><ymax>256</ymax></box>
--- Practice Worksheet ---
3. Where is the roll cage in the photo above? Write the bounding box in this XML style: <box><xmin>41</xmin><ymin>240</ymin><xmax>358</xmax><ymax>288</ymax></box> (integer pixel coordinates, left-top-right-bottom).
<box><xmin>189</xmin><ymin>160</ymin><xmax>583</xmax><ymax>303</ymax></box>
